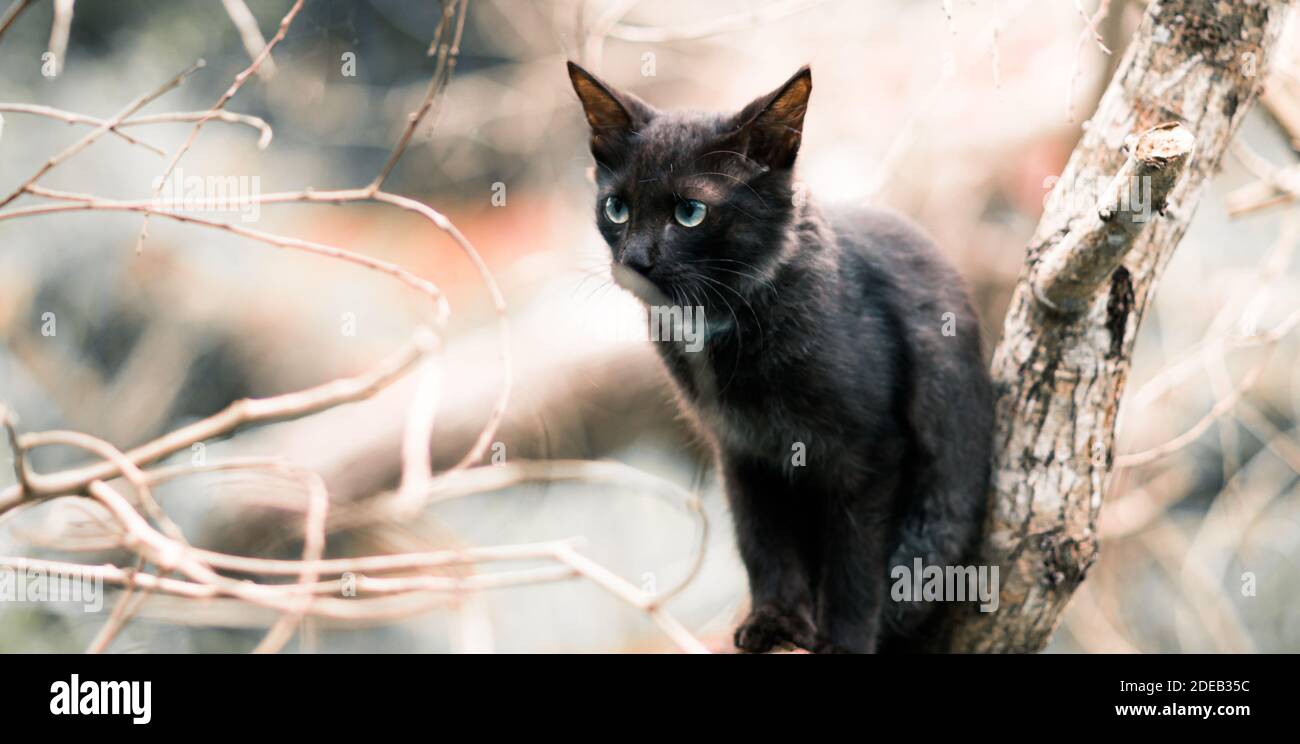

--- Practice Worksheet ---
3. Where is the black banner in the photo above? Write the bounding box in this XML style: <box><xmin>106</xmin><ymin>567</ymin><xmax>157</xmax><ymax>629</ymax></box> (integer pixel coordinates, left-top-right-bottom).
<box><xmin>0</xmin><ymin>653</ymin><xmax>1288</xmax><ymax>732</ymax></box>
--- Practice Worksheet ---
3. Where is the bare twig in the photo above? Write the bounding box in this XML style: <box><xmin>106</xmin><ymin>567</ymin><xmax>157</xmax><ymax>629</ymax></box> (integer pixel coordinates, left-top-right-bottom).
<box><xmin>1114</xmin><ymin>355</ymin><xmax>1270</xmax><ymax>468</ymax></box>
<box><xmin>46</xmin><ymin>0</ymin><xmax>73</xmax><ymax>76</ymax></box>
<box><xmin>6</xmin><ymin>187</ymin><xmax>452</xmax><ymax>320</ymax></box>
<box><xmin>369</xmin><ymin>0</ymin><xmax>469</xmax><ymax>193</ymax></box>
<box><xmin>0</xmin><ymin>104</ymin><xmax>273</xmax><ymax>158</ymax></box>
<box><xmin>1226</xmin><ymin>138</ymin><xmax>1300</xmax><ymax>217</ymax></box>
<box><xmin>0</xmin><ymin>103</ymin><xmax>165</xmax><ymax>155</ymax></box>
<box><xmin>23</xmin><ymin>429</ymin><xmax>187</xmax><ymax>543</ymax></box>
<box><xmin>1066</xmin><ymin>0</ymin><xmax>1113</xmax><ymax>122</ymax></box>
<box><xmin>0</xmin><ymin>0</ymin><xmax>36</xmax><ymax>45</ymax></box>
<box><xmin>137</xmin><ymin>0</ymin><xmax>304</xmax><ymax>252</ymax></box>
<box><xmin>0</xmin><ymin>60</ymin><xmax>206</xmax><ymax>208</ymax></box>
<box><xmin>253</xmin><ymin>468</ymin><xmax>328</xmax><ymax>653</ymax></box>
<box><xmin>124</xmin><ymin>109</ymin><xmax>272</xmax><ymax>148</ymax></box>
<box><xmin>0</xmin><ymin>1</ymin><xmax>711</xmax><ymax>654</ymax></box>
<box><xmin>0</xmin><ymin>330</ymin><xmax>436</xmax><ymax>507</ymax></box>
<box><xmin>1</xmin><ymin>404</ymin><xmax>29</xmax><ymax>493</ymax></box>
<box><xmin>221</xmin><ymin>0</ymin><xmax>277</xmax><ymax>79</ymax></box>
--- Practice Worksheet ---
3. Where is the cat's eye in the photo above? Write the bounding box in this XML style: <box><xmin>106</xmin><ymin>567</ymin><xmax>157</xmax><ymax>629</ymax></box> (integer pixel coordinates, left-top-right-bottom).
<box><xmin>603</xmin><ymin>196</ymin><xmax>630</xmax><ymax>224</ymax></box>
<box><xmin>675</xmin><ymin>199</ymin><xmax>707</xmax><ymax>227</ymax></box>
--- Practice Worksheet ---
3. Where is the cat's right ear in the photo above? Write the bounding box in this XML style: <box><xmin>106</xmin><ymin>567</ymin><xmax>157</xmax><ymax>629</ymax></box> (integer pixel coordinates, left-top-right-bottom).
<box><xmin>725</xmin><ymin>66</ymin><xmax>812</xmax><ymax>171</ymax></box>
<box><xmin>567</xmin><ymin>62</ymin><xmax>653</xmax><ymax>162</ymax></box>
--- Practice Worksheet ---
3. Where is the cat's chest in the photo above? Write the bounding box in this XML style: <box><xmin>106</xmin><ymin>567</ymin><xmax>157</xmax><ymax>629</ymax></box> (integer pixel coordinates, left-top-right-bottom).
<box><xmin>655</xmin><ymin>338</ymin><xmax>806</xmax><ymax>457</ymax></box>
<box><xmin>698</xmin><ymin>398</ymin><xmax>792</xmax><ymax>458</ymax></box>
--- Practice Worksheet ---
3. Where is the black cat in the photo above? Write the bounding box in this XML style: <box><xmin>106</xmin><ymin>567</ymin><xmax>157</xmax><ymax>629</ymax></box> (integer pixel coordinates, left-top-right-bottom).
<box><xmin>568</xmin><ymin>62</ymin><xmax>994</xmax><ymax>653</ymax></box>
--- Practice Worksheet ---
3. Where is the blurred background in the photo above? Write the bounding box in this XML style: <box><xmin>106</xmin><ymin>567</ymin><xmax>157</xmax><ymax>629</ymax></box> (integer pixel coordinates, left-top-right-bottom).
<box><xmin>0</xmin><ymin>0</ymin><xmax>1297</xmax><ymax>652</ymax></box>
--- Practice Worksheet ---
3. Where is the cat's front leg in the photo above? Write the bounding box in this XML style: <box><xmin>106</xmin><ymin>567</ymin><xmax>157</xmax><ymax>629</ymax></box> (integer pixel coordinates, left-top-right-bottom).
<box><xmin>813</xmin><ymin>478</ymin><xmax>897</xmax><ymax>653</ymax></box>
<box><xmin>724</xmin><ymin>457</ymin><xmax>819</xmax><ymax>653</ymax></box>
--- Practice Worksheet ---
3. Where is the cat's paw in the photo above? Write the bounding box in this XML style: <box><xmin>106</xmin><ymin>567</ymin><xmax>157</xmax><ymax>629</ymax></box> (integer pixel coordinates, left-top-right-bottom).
<box><xmin>733</xmin><ymin>605</ymin><xmax>817</xmax><ymax>653</ymax></box>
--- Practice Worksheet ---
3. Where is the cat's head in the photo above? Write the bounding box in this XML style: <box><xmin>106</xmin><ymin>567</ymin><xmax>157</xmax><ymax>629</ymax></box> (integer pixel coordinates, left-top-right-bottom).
<box><xmin>567</xmin><ymin>62</ymin><xmax>811</xmax><ymax>305</ymax></box>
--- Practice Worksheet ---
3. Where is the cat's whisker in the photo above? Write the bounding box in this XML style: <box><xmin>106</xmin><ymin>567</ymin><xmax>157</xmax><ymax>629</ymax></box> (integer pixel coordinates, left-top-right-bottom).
<box><xmin>569</xmin><ymin>266</ymin><xmax>611</xmax><ymax>298</ymax></box>
<box><xmin>570</xmin><ymin>266</ymin><xmax>613</xmax><ymax>297</ymax></box>
<box><xmin>693</xmin><ymin>257</ymin><xmax>767</xmax><ymax>271</ymax></box>
<box><xmin>689</xmin><ymin>279</ymin><xmax>745</xmax><ymax>394</ymax></box>
<box><xmin>689</xmin><ymin>149</ymin><xmax>763</xmax><ymax>170</ymax></box>
<box><xmin>696</xmin><ymin>273</ymin><xmax>766</xmax><ymax>351</ymax></box>
<box><xmin>579</xmin><ymin>275</ymin><xmax>615</xmax><ymax>306</ymax></box>
<box><xmin>688</xmin><ymin>259</ymin><xmax>779</xmax><ymax>295</ymax></box>
<box><xmin>718</xmin><ymin>195</ymin><xmax>760</xmax><ymax>221</ymax></box>
<box><xmin>690</xmin><ymin>257</ymin><xmax>767</xmax><ymax>272</ymax></box>
<box><xmin>705</xmin><ymin>265</ymin><xmax>777</xmax><ymax>295</ymax></box>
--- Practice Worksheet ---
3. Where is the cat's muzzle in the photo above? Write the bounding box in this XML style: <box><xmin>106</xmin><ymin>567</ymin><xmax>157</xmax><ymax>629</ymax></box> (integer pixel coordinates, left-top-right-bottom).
<box><xmin>610</xmin><ymin>263</ymin><xmax>672</xmax><ymax>305</ymax></box>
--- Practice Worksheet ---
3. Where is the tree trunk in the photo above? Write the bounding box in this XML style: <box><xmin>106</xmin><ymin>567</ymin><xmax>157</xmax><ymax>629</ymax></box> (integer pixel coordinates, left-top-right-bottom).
<box><xmin>941</xmin><ymin>0</ymin><xmax>1293</xmax><ymax>652</ymax></box>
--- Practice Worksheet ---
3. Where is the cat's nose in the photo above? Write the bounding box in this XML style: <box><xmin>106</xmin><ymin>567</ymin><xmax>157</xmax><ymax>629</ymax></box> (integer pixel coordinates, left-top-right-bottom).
<box><xmin>620</xmin><ymin>238</ymin><xmax>655</xmax><ymax>274</ymax></box>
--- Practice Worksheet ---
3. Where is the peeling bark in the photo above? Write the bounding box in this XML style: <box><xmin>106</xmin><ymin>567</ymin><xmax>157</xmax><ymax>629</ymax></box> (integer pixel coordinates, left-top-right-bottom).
<box><xmin>941</xmin><ymin>0</ymin><xmax>1293</xmax><ymax>653</ymax></box>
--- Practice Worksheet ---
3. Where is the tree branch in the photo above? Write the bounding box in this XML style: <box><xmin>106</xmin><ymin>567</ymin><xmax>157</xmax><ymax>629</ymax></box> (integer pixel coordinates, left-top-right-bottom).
<box><xmin>1031</xmin><ymin>122</ymin><xmax>1194</xmax><ymax>313</ymax></box>
<box><xmin>941</xmin><ymin>0</ymin><xmax>1294</xmax><ymax>652</ymax></box>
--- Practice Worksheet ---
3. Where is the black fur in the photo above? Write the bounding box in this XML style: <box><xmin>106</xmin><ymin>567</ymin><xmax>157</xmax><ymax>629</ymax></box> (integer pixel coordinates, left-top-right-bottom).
<box><xmin>568</xmin><ymin>63</ymin><xmax>994</xmax><ymax>653</ymax></box>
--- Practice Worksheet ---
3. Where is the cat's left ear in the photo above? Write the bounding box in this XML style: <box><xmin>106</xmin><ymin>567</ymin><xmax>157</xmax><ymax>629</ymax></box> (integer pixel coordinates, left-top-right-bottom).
<box><xmin>727</xmin><ymin>66</ymin><xmax>812</xmax><ymax>170</ymax></box>
<box><xmin>567</xmin><ymin>61</ymin><xmax>654</xmax><ymax>163</ymax></box>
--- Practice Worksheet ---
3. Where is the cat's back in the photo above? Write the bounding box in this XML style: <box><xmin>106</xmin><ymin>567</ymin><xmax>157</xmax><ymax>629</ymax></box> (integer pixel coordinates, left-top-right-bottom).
<box><xmin>827</xmin><ymin>206</ymin><xmax>966</xmax><ymax>304</ymax></box>
<box><xmin>826</xmin><ymin>205</ymin><xmax>982</xmax><ymax>341</ymax></box>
